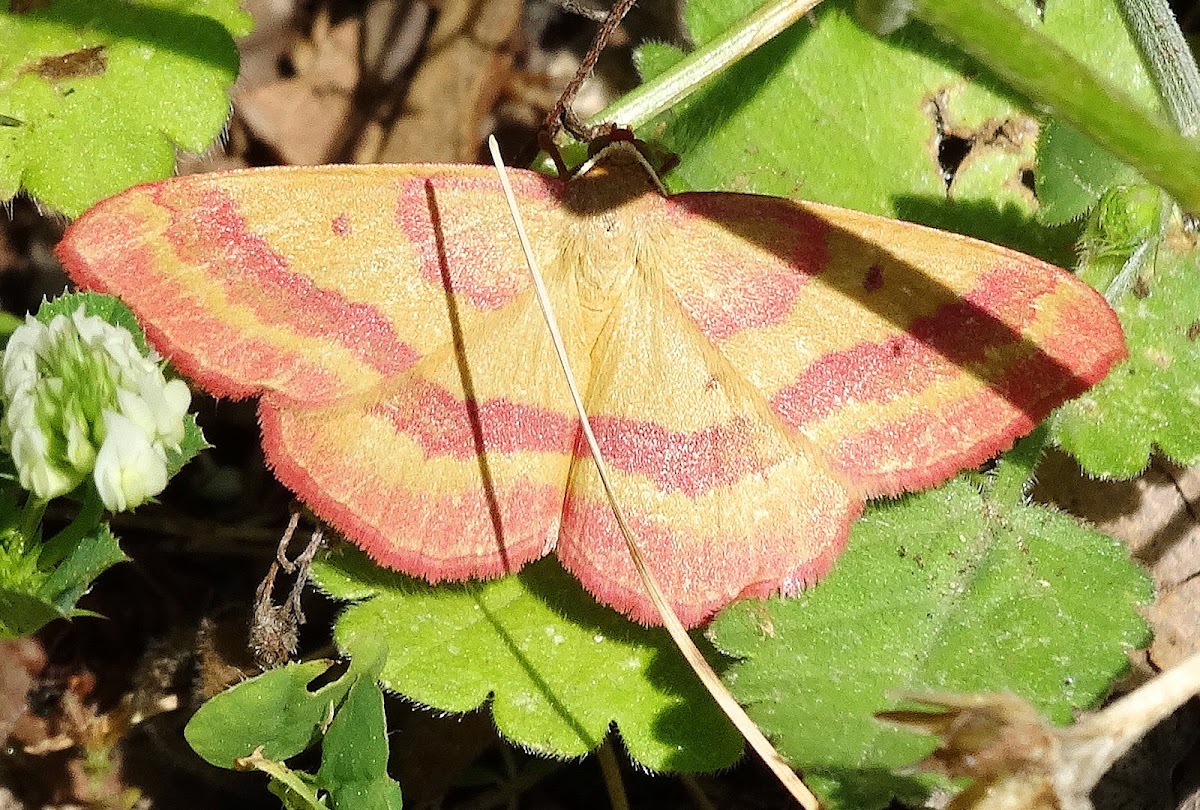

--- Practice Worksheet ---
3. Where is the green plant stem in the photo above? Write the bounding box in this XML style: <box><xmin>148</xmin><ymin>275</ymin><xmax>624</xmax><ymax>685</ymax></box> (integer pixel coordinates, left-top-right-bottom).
<box><xmin>39</xmin><ymin>488</ymin><xmax>104</xmax><ymax>568</ymax></box>
<box><xmin>1119</xmin><ymin>0</ymin><xmax>1200</xmax><ymax>136</ymax></box>
<box><xmin>537</xmin><ymin>0</ymin><xmax>823</xmax><ymax>170</ymax></box>
<box><xmin>911</xmin><ymin>0</ymin><xmax>1200</xmax><ymax>212</ymax></box>
<box><xmin>0</xmin><ymin>310</ymin><xmax>23</xmax><ymax>339</ymax></box>
<box><xmin>245</xmin><ymin>754</ymin><xmax>325</xmax><ymax>810</ymax></box>
<box><xmin>592</xmin><ymin>0</ymin><xmax>822</xmax><ymax>133</ymax></box>
<box><xmin>17</xmin><ymin>495</ymin><xmax>47</xmax><ymax>548</ymax></box>
<box><xmin>988</xmin><ymin>423</ymin><xmax>1050</xmax><ymax>505</ymax></box>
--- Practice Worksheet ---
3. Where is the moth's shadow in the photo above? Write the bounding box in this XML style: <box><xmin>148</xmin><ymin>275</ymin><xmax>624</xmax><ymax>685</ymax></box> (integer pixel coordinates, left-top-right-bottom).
<box><xmin>424</xmin><ymin>182</ymin><xmax>510</xmax><ymax>569</ymax></box>
<box><xmin>892</xmin><ymin>193</ymin><xmax>1078</xmax><ymax>269</ymax></box>
<box><xmin>548</xmin><ymin>149</ymin><xmax>1096</xmax><ymax>422</ymax></box>
<box><xmin>516</xmin><ymin>557</ymin><xmax>743</xmax><ymax>768</ymax></box>
<box><xmin>608</xmin><ymin>185</ymin><xmax>1099</xmax><ymax>421</ymax></box>
<box><xmin>19</xmin><ymin>3</ymin><xmax>236</xmax><ymax>71</ymax></box>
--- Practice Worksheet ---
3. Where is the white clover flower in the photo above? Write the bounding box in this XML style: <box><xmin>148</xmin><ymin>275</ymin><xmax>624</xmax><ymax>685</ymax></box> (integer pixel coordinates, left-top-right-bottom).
<box><xmin>1</xmin><ymin>305</ymin><xmax>191</xmax><ymax>511</ymax></box>
<box><xmin>94</xmin><ymin>411</ymin><xmax>168</xmax><ymax>513</ymax></box>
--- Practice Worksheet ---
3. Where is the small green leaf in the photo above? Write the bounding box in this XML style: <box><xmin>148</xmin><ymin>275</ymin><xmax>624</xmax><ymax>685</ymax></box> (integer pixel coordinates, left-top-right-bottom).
<box><xmin>1035</xmin><ymin>120</ymin><xmax>1143</xmax><ymax>225</ymax></box>
<box><xmin>0</xmin><ymin>0</ymin><xmax>251</xmax><ymax>216</ymax></box>
<box><xmin>317</xmin><ymin>677</ymin><xmax>403</xmax><ymax>810</ymax></box>
<box><xmin>311</xmin><ymin>548</ymin><xmax>743</xmax><ymax>773</ymax></box>
<box><xmin>710</xmin><ymin>477</ymin><xmax>1152</xmax><ymax>810</ymax></box>
<box><xmin>186</xmin><ymin>637</ymin><xmax>399</xmax><ymax>808</ymax></box>
<box><xmin>185</xmin><ymin>658</ymin><xmax>354</xmax><ymax>767</ymax></box>
<box><xmin>39</xmin><ymin>521</ymin><xmax>125</xmax><ymax>610</ymax></box>
<box><xmin>1052</xmin><ymin>244</ymin><xmax>1200</xmax><ymax>476</ymax></box>
<box><xmin>0</xmin><ymin>520</ymin><xmax>125</xmax><ymax>638</ymax></box>
<box><xmin>164</xmin><ymin>414</ymin><xmax>207</xmax><ymax>478</ymax></box>
<box><xmin>0</xmin><ymin>310</ymin><xmax>22</xmax><ymax>339</ymax></box>
<box><xmin>0</xmin><ymin>586</ymin><xmax>62</xmax><ymax>637</ymax></box>
<box><xmin>1080</xmin><ymin>184</ymin><xmax>1165</xmax><ymax>258</ymax></box>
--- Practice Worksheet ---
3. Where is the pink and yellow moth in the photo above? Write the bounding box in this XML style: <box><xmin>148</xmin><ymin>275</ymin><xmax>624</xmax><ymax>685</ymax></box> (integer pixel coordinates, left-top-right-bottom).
<box><xmin>55</xmin><ymin>141</ymin><xmax>1126</xmax><ymax>627</ymax></box>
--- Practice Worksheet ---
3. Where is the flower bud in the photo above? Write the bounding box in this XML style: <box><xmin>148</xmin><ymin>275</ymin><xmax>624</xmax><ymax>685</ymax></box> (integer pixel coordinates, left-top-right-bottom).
<box><xmin>1</xmin><ymin>304</ymin><xmax>191</xmax><ymax>511</ymax></box>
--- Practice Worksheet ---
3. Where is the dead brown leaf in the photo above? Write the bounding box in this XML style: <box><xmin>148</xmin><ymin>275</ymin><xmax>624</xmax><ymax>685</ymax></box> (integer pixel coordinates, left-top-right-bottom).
<box><xmin>376</xmin><ymin>0</ymin><xmax>524</xmax><ymax>163</ymax></box>
<box><xmin>20</xmin><ymin>45</ymin><xmax>107</xmax><ymax>81</ymax></box>
<box><xmin>236</xmin><ymin>10</ymin><xmax>361</xmax><ymax>165</ymax></box>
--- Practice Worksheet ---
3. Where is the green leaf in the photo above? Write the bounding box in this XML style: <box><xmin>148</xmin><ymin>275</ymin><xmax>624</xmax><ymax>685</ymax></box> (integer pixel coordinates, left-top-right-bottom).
<box><xmin>186</xmin><ymin>637</ymin><xmax>400</xmax><ymax>808</ymax></box>
<box><xmin>1035</xmin><ymin>120</ymin><xmax>1143</xmax><ymax>225</ymax></box>
<box><xmin>710</xmin><ymin>477</ymin><xmax>1152</xmax><ymax>810</ymax></box>
<box><xmin>1078</xmin><ymin>184</ymin><xmax>1166</xmax><ymax>258</ymax></box>
<box><xmin>0</xmin><ymin>520</ymin><xmax>125</xmax><ymax>638</ymax></box>
<box><xmin>39</xmin><ymin>521</ymin><xmax>125</xmax><ymax>611</ymax></box>
<box><xmin>1051</xmin><ymin>244</ymin><xmax>1200</xmax><ymax>476</ymax></box>
<box><xmin>317</xmin><ymin>677</ymin><xmax>403</xmax><ymax>810</ymax></box>
<box><xmin>0</xmin><ymin>310</ymin><xmax>21</xmax><ymax>340</ymax></box>
<box><xmin>164</xmin><ymin>414</ymin><xmax>208</xmax><ymax>478</ymax></box>
<box><xmin>0</xmin><ymin>0</ymin><xmax>251</xmax><ymax>217</ymax></box>
<box><xmin>636</xmin><ymin>0</ymin><xmax>1154</xmax><ymax>263</ymax></box>
<box><xmin>186</xmin><ymin>658</ymin><xmax>354</xmax><ymax>767</ymax></box>
<box><xmin>908</xmin><ymin>0</ymin><xmax>1200</xmax><ymax>214</ymax></box>
<box><xmin>0</xmin><ymin>585</ymin><xmax>61</xmax><ymax>637</ymax></box>
<box><xmin>311</xmin><ymin>547</ymin><xmax>743</xmax><ymax>773</ymax></box>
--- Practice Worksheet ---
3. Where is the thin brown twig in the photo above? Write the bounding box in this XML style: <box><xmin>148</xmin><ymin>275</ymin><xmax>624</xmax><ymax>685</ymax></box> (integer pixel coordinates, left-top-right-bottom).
<box><xmin>543</xmin><ymin>0</ymin><xmax>638</xmax><ymax>142</ymax></box>
<box><xmin>557</xmin><ymin>0</ymin><xmax>610</xmax><ymax>22</ymax></box>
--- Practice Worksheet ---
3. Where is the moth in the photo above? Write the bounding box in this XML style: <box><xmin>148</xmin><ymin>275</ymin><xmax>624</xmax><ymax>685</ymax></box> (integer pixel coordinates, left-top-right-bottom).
<box><xmin>56</xmin><ymin>140</ymin><xmax>1125</xmax><ymax>627</ymax></box>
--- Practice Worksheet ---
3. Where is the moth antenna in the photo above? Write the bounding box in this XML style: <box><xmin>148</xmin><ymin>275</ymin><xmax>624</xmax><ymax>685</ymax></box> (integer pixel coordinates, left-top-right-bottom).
<box><xmin>544</xmin><ymin>0</ymin><xmax>636</xmax><ymax>143</ymax></box>
<box><xmin>487</xmin><ymin>135</ymin><xmax>822</xmax><ymax>810</ymax></box>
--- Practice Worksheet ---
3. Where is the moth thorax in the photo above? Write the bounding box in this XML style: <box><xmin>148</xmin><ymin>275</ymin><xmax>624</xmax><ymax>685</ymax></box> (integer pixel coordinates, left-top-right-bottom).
<box><xmin>570</xmin><ymin>209</ymin><xmax>641</xmax><ymax>313</ymax></box>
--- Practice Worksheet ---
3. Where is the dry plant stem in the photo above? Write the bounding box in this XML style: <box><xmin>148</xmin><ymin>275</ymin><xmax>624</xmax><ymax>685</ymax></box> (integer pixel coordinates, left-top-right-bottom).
<box><xmin>251</xmin><ymin>513</ymin><xmax>325</xmax><ymax>668</ymax></box>
<box><xmin>253</xmin><ymin>512</ymin><xmax>301</xmax><ymax>616</ymax></box>
<box><xmin>595</xmin><ymin>739</ymin><xmax>631</xmax><ymax>810</ymax></box>
<box><xmin>456</xmin><ymin>756</ymin><xmax>561</xmax><ymax>810</ymax></box>
<box><xmin>286</xmin><ymin>525</ymin><xmax>324</xmax><ymax>617</ymax></box>
<box><xmin>1066</xmin><ymin>649</ymin><xmax>1200</xmax><ymax>789</ymax></box>
<box><xmin>558</xmin><ymin>0</ymin><xmax>610</xmax><ymax>23</ymax></box>
<box><xmin>488</xmin><ymin>135</ymin><xmax>821</xmax><ymax>810</ymax></box>
<box><xmin>678</xmin><ymin>774</ymin><xmax>720</xmax><ymax>810</ymax></box>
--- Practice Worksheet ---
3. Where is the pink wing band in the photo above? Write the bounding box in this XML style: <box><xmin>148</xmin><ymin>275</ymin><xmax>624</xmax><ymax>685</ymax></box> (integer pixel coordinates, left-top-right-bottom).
<box><xmin>160</xmin><ymin>185</ymin><xmax>420</xmax><ymax>380</ymax></box>
<box><xmin>586</xmin><ymin>414</ymin><xmax>780</xmax><ymax>498</ymax></box>
<box><xmin>378</xmin><ymin>378</ymin><xmax>578</xmax><ymax>458</ymax></box>
<box><xmin>662</xmin><ymin>194</ymin><xmax>827</xmax><ymax>342</ymax></box>
<box><xmin>397</xmin><ymin>173</ymin><xmax>562</xmax><ymax>311</ymax></box>
<box><xmin>558</xmin><ymin>464</ymin><xmax>861</xmax><ymax>627</ymax></box>
<box><xmin>660</xmin><ymin>192</ymin><xmax>1126</xmax><ymax>499</ymax></box>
